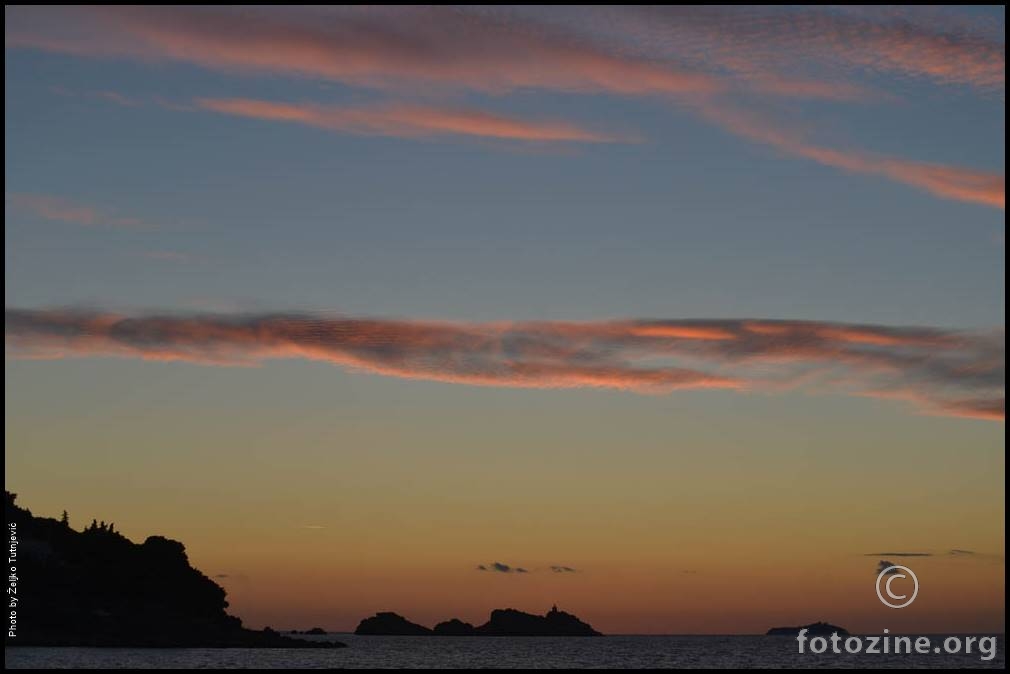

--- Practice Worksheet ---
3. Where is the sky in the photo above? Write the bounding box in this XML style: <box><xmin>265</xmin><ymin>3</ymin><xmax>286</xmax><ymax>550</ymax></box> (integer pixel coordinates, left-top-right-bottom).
<box><xmin>3</xmin><ymin>6</ymin><xmax>1005</xmax><ymax>634</ymax></box>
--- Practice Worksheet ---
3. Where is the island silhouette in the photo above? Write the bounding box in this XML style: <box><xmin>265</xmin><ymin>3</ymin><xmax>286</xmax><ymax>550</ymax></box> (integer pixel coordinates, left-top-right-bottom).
<box><xmin>355</xmin><ymin>605</ymin><xmax>603</xmax><ymax>636</ymax></box>
<box><xmin>4</xmin><ymin>492</ymin><xmax>343</xmax><ymax>648</ymax></box>
<box><xmin>6</xmin><ymin>490</ymin><xmax>851</xmax><ymax>648</ymax></box>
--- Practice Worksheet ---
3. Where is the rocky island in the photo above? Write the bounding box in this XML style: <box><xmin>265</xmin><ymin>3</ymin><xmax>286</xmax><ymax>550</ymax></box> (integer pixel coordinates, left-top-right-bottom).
<box><xmin>4</xmin><ymin>492</ymin><xmax>343</xmax><ymax>648</ymax></box>
<box><xmin>355</xmin><ymin>612</ymin><xmax>435</xmax><ymax>636</ymax></box>
<box><xmin>766</xmin><ymin>621</ymin><xmax>849</xmax><ymax>636</ymax></box>
<box><xmin>355</xmin><ymin>605</ymin><xmax>602</xmax><ymax>636</ymax></box>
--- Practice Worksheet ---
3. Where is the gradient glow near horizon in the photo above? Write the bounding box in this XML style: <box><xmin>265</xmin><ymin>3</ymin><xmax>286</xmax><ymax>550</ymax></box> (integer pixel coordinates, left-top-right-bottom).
<box><xmin>4</xmin><ymin>6</ymin><xmax>1005</xmax><ymax>635</ymax></box>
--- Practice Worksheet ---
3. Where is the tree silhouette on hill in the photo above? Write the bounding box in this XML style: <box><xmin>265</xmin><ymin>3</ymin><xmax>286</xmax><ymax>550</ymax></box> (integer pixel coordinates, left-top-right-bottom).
<box><xmin>4</xmin><ymin>492</ymin><xmax>343</xmax><ymax>648</ymax></box>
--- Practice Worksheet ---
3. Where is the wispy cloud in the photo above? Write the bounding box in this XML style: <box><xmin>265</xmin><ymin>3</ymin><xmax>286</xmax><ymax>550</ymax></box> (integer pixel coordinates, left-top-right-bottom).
<box><xmin>195</xmin><ymin>93</ymin><xmax>1002</xmax><ymax>206</ymax></box>
<box><xmin>196</xmin><ymin>98</ymin><xmax>633</xmax><ymax>144</ymax></box>
<box><xmin>477</xmin><ymin>562</ymin><xmax>528</xmax><ymax>574</ymax></box>
<box><xmin>4</xmin><ymin>6</ymin><xmax>721</xmax><ymax>97</ymax></box>
<box><xmin>6</xmin><ymin>193</ymin><xmax>155</xmax><ymax>229</ymax></box>
<box><xmin>872</xmin><ymin>550</ymin><xmax>1005</xmax><ymax>575</ymax></box>
<box><xmin>139</xmin><ymin>250</ymin><xmax>205</xmax><ymax>265</ymax></box>
<box><xmin>94</xmin><ymin>90</ymin><xmax>143</xmax><ymax>107</ymax></box>
<box><xmin>5</xmin><ymin>309</ymin><xmax>1003</xmax><ymax>422</ymax></box>
<box><xmin>8</xmin><ymin>7</ymin><xmax>1003</xmax><ymax>208</ymax></box>
<box><xmin>476</xmin><ymin>562</ymin><xmax>578</xmax><ymax>574</ymax></box>
<box><xmin>865</xmin><ymin>549</ymin><xmax>1004</xmax><ymax>560</ymax></box>
<box><xmin>9</xmin><ymin>7</ymin><xmax>1001</xmax><ymax>99</ymax></box>
<box><xmin>606</xmin><ymin>6</ymin><xmax>1005</xmax><ymax>94</ymax></box>
<box><xmin>693</xmin><ymin>102</ymin><xmax>1005</xmax><ymax>210</ymax></box>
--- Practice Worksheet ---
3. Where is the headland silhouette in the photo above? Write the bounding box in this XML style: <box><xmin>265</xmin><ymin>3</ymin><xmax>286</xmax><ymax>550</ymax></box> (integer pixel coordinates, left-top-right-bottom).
<box><xmin>4</xmin><ymin>492</ymin><xmax>343</xmax><ymax>648</ymax></box>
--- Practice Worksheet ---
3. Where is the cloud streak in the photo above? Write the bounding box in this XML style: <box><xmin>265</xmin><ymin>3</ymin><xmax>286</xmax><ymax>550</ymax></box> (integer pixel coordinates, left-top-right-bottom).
<box><xmin>610</xmin><ymin>6</ymin><xmax>1005</xmax><ymax>94</ymax></box>
<box><xmin>4</xmin><ymin>6</ymin><xmax>721</xmax><ymax>97</ymax></box>
<box><xmin>9</xmin><ymin>6</ymin><xmax>1001</xmax><ymax>99</ymax></box>
<box><xmin>5</xmin><ymin>309</ymin><xmax>1003</xmax><ymax>422</ymax></box>
<box><xmin>477</xmin><ymin>562</ymin><xmax>527</xmax><ymax>574</ymax></box>
<box><xmin>7</xmin><ymin>6</ymin><xmax>1003</xmax><ymax>208</ymax></box>
<box><xmin>6</xmin><ymin>193</ymin><xmax>154</xmax><ymax>229</ymax></box>
<box><xmin>693</xmin><ymin>102</ymin><xmax>1005</xmax><ymax>210</ymax></box>
<box><xmin>864</xmin><ymin>549</ymin><xmax>1005</xmax><ymax>560</ymax></box>
<box><xmin>196</xmin><ymin>98</ymin><xmax>631</xmax><ymax>144</ymax></box>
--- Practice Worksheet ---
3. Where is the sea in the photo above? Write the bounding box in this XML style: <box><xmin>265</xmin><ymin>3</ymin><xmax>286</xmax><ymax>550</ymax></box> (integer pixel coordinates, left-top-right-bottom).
<box><xmin>6</xmin><ymin>634</ymin><xmax>1005</xmax><ymax>669</ymax></box>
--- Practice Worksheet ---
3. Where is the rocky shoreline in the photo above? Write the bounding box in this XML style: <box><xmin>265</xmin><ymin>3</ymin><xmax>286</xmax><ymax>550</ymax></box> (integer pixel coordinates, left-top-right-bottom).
<box><xmin>4</xmin><ymin>492</ymin><xmax>343</xmax><ymax>649</ymax></box>
<box><xmin>355</xmin><ymin>605</ymin><xmax>602</xmax><ymax>637</ymax></box>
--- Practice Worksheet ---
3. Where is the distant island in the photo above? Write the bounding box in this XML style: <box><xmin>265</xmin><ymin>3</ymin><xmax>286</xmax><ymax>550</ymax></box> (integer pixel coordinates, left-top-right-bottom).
<box><xmin>766</xmin><ymin>621</ymin><xmax>849</xmax><ymax>636</ymax></box>
<box><xmin>4</xmin><ymin>492</ymin><xmax>343</xmax><ymax>648</ymax></box>
<box><xmin>355</xmin><ymin>605</ymin><xmax>602</xmax><ymax>636</ymax></box>
<box><xmin>356</xmin><ymin>612</ymin><xmax>434</xmax><ymax>636</ymax></box>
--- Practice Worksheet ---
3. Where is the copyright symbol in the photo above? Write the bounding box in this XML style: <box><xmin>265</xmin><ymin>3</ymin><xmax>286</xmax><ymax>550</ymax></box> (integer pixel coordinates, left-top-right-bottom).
<box><xmin>875</xmin><ymin>565</ymin><xmax>918</xmax><ymax>609</ymax></box>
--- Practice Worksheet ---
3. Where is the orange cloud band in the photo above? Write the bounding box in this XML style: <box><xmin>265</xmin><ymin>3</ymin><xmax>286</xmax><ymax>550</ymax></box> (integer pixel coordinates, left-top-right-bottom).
<box><xmin>8</xmin><ymin>6</ymin><xmax>1002</xmax><ymax>100</ymax></box>
<box><xmin>4</xmin><ymin>6</ymin><xmax>721</xmax><ymax>97</ymax></box>
<box><xmin>695</xmin><ymin>102</ymin><xmax>1005</xmax><ymax>210</ymax></box>
<box><xmin>196</xmin><ymin>98</ymin><xmax>631</xmax><ymax>143</ymax></box>
<box><xmin>7</xmin><ymin>7</ymin><xmax>1003</xmax><ymax>208</ymax></box>
<box><xmin>6</xmin><ymin>309</ymin><xmax>1003</xmax><ymax>422</ymax></box>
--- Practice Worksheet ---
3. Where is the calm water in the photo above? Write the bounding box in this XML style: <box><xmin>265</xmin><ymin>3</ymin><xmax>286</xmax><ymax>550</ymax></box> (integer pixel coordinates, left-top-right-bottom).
<box><xmin>6</xmin><ymin>635</ymin><xmax>1004</xmax><ymax>669</ymax></box>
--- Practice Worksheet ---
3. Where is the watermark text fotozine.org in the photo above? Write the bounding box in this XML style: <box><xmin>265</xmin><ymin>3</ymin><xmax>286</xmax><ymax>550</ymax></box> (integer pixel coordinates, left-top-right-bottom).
<box><xmin>797</xmin><ymin>630</ymin><xmax>999</xmax><ymax>662</ymax></box>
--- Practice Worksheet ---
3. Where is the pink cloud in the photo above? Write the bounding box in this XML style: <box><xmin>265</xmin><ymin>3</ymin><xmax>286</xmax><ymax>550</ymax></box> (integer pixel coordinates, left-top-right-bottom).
<box><xmin>196</xmin><ymin>98</ymin><xmax>634</xmax><ymax>143</ymax></box>
<box><xmin>6</xmin><ymin>309</ymin><xmax>1003</xmax><ymax>422</ymax></box>
<box><xmin>7</xmin><ymin>7</ymin><xmax>1003</xmax><ymax>208</ymax></box>
<box><xmin>4</xmin><ymin>6</ymin><xmax>721</xmax><ymax>97</ymax></box>
<box><xmin>6</xmin><ymin>193</ymin><xmax>155</xmax><ymax>229</ymax></box>
<box><xmin>694</xmin><ymin>102</ymin><xmax>1004</xmax><ymax>210</ymax></box>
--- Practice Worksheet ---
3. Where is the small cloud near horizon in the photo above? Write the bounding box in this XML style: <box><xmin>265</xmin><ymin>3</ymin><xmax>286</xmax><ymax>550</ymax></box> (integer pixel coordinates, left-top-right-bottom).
<box><xmin>477</xmin><ymin>562</ymin><xmax>578</xmax><ymax>574</ymax></box>
<box><xmin>476</xmin><ymin>562</ymin><xmax>528</xmax><ymax>574</ymax></box>
<box><xmin>864</xmin><ymin>549</ymin><xmax>989</xmax><ymax>558</ymax></box>
<box><xmin>869</xmin><ymin>549</ymin><xmax>1003</xmax><ymax>573</ymax></box>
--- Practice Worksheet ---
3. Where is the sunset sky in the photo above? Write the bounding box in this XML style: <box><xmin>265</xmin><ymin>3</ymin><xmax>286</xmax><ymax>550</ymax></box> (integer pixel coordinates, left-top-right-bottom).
<box><xmin>4</xmin><ymin>6</ymin><xmax>1005</xmax><ymax>634</ymax></box>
